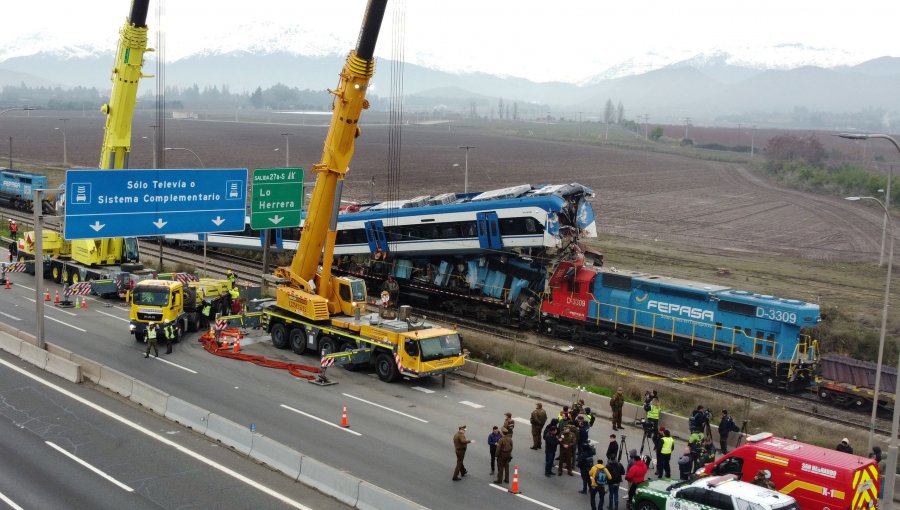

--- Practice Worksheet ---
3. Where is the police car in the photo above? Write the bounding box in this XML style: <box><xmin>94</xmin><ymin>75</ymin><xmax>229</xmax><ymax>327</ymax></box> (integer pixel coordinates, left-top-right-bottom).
<box><xmin>632</xmin><ymin>474</ymin><xmax>798</xmax><ymax>510</ymax></box>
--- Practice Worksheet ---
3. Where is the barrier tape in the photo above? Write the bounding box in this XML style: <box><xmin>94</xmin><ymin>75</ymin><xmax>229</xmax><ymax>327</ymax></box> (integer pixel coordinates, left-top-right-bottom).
<box><xmin>198</xmin><ymin>328</ymin><xmax>322</xmax><ymax>380</ymax></box>
<box><xmin>615</xmin><ymin>367</ymin><xmax>733</xmax><ymax>382</ymax></box>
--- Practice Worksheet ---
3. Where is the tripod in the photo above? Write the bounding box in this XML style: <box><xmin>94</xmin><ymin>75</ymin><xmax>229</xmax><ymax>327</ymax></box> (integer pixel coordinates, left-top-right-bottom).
<box><xmin>639</xmin><ymin>426</ymin><xmax>656</xmax><ymax>470</ymax></box>
<box><xmin>734</xmin><ymin>420</ymin><xmax>750</xmax><ymax>449</ymax></box>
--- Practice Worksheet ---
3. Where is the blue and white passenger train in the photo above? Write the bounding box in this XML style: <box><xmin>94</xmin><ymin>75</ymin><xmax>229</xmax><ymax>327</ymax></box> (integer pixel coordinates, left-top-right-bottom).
<box><xmin>164</xmin><ymin>183</ymin><xmax>597</xmax><ymax>257</ymax></box>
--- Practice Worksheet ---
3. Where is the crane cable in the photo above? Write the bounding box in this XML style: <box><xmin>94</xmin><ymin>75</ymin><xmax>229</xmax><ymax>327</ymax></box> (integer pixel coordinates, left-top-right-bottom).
<box><xmin>385</xmin><ymin>0</ymin><xmax>406</xmax><ymax>255</ymax></box>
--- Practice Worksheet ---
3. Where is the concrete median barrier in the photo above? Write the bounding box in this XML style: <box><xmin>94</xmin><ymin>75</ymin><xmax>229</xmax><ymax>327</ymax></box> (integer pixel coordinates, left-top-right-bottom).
<box><xmin>70</xmin><ymin>353</ymin><xmax>102</xmax><ymax>383</ymax></box>
<box><xmin>45</xmin><ymin>353</ymin><xmax>81</xmax><ymax>383</ymax></box>
<box><xmin>249</xmin><ymin>434</ymin><xmax>302</xmax><ymax>480</ymax></box>
<box><xmin>357</xmin><ymin>481</ymin><xmax>427</xmax><ymax>510</ymax></box>
<box><xmin>130</xmin><ymin>380</ymin><xmax>169</xmax><ymax>415</ymax></box>
<box><xmin>0</xmin><ymin>332</ymin><xmax>22</xmax><ymax>357</ymax></box>
<box><xmin>17</xmin><ymin>330</ymin><xmax>36</xmax><ymax>345</ymax></box>
<box><xmin>19</xmin><ymin>341</ymin><xmax>48</xmax><ymax>370</ymax></box>
<box><xmin>298</xmin><ymin>456</ymin><xmax>360</xmax><ymax>507</ymax></box>
<box><xmin>0</xmin><ymin>321</ymin><xmax>18</xmax><ymax>337</ymax></box>
<box><xmin>474</xmin><ymin>363</ymin><xmax>527</xmax><ymax>392</ymax></box>
<box><xmin>524</xmin><ymin>377</ymin><xmax>579</xmax><ymax>404</ymax></box>
<box><xmin>98</xmin><ymin>366</ymin><xmax>134</xmax><ymax>397</ymax></box>
<box><xmin>45</xmin><ymin>342</ymin><xmax>74</xmax><ymax>360</ymax></box>
<box><xmin>165</xmin><ymin>397</ymin><xmax>210</xmax><ymax>434</ymax></box>
<box><xmin>457</xmin><ymin>359</ymin><xmax>478</xmax><ymax>379</ymax></box>
<box><xmin>205</xmin><ymin>413</ymin><xmax>253</xmax><ymax>455</ymax></box>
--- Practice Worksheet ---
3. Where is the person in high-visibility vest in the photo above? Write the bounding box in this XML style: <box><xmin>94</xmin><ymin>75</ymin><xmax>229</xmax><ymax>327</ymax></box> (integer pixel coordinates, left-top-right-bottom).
<box><xmin>657</xmin><ymin>429</ymin><xmax>675</xmax><ymax>479</ymax></box>
<box><xmin>201</xmin><ymin>300</ymin><xmax>213</xmax><ymax>324</ymax></box>
<box><xmin>163</xmin><ymin>321</ymin><xmax>175</xmax><ymax>355</ymax></box>
<box><xmin>144</xmin><ymin>323</ymin><xmax>159</xmax><ymax>358</ymax></box>
<box><xmin>226</xmin><ymin>269</ymin><xmax>237</xmax><ymax>289</ymax></box>
<box><xmin>645</xmin><ymin>396</ymin><xmax>660</xmax><ymax>433</ymax></box>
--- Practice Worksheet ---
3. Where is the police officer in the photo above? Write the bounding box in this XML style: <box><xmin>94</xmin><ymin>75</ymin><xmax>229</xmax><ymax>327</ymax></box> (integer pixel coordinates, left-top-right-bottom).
<box><xmin>163</xmin><ymin>320</ymin><xmax>175</xmax><ymax>354</ymax></box>
<box><xmin>452</xmin><ymin>425</ymin><xmax>475</xmax><ymax>481</ymax></box>
<box><xmin>494</xmin><ymin>429</ymin><xmax>513</xmax><ymax>485</ymax></box>
<box><xmin>144</xmin><ymin>323</ymin><xmax>159</xmax><ymax>358</ymax></box>
<box><xmin>558</xmin><ymin>425</ymin><xmax>576</xmax><ymax>476</ymax></box>
<box><xmin>530</xmin><ymin>402</ymin><xmax>547</xmax><ymax>449</ymax></box>
<box><xmin>610</xmin><ymin>387</ymin><xmax>624</xmax><ymax>430</ymax></box>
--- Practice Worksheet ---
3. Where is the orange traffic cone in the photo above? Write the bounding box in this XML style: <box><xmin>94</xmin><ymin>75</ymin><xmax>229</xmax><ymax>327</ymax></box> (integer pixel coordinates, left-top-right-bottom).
<box><xmin>4</xmin><ymin>279</ymin><xmax>10</xmax><ymax>289</ymax></box>
<box><xmin>45</xmin><ymin>289</ymin><xmax>50</xmax><ymax>301</ymax></box>
<box><xmin>233</xmin><ymin>336</ymin><xmax>241</xmax><ymax>353</ymax></box>
<box><xmin>340</xmin><ymin>403</ymin><xmax>349</xmax><ymax>428</ymax></box>
<box><xmin>54</xmin><ymin>290</ymin><xmax>60</xmax><ymax>303</ymax></box>
<box><xmin>509</xmin><ymin>465</ymin><xmax>521</xmax><ymax>494</ymax></box>
<box><xmin>80</xmin><ymin>296</ymin><xmax>87</xmax><ymax>309</ymax></box>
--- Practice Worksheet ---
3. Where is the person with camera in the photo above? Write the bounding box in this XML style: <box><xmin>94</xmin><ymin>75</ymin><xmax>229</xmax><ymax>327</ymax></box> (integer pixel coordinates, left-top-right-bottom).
<box><xmin>689</xmin><ymin>405</ymin><xmax>711</xmax><ymax>434</ymax></box>
<box><xmin>644</xmin><ymin>395</ymin><xmax>660</xmax><ymax>434</ymax></box>
<box><xmin>718</xmin><ymin>409</ymin><xmax>740</xmax><ymax>454</ymax></box>
<box><xmin>577</xmin><ymin>441</ymin><xmax>596</xmax><ymax>494</ymax></box>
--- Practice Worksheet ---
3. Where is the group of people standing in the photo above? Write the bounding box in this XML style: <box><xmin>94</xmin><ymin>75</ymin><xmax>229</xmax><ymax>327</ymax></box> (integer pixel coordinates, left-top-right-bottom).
<box><xmin>454</xmin><ymin>397</ymin><xmax>653</xmax><ymax>510</ymax></box>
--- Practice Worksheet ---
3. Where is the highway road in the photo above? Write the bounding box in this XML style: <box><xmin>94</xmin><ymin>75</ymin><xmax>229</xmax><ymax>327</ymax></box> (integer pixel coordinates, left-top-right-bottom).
<box><xmin>0</xmin><ymin>350</ymin><xmax>349</xmax><ymax>509</ymax></box>
<box><xmin>0</xmin><ymin>255</ymin><xmax>640</xmax><ymax>510</ymax></box>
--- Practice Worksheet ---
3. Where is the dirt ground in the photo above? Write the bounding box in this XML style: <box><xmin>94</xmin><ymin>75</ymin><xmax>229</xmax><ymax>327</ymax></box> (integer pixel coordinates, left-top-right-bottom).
<box><xmin>1</xmin><ymin>108</ymin><xmax>885</xmax><ymax>263</ymax></box>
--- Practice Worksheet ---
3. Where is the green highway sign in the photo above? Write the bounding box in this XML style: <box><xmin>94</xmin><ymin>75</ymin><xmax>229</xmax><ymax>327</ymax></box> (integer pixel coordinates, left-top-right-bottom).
<box><xmin>250</xmin><ymin>167</ymin><xmax>304</xmax><ymax>229</ymax></box>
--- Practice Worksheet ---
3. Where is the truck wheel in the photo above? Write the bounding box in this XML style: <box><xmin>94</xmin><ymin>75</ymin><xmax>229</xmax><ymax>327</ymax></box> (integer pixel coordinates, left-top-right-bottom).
<box><xmin>188</xmin><ymin>314</ymin><xmax>200</xmax><ymax>333</ymax></box>
<box><xmin>635</xmin><ymin>502</ymin><xmax>658</xmax><ymax>510</ymax></box>
<box><xmin>71</xmin><ymin>272</ymin><xmax>80</xmax><ymax>284</ymax></box>
<box><xmin>271</xmin><ymin>323</ymin><xmax>288</xmax><ymax>349</ymax></box>
<box><xmin>289</xmin><ymin>328</ymin><xmax>306</xmax><ymax>355</ymax></box>
<box><xmin>51</xmin><ymin>265</ymin><xmax>61</xmax><ymax>283</ymax></box>
<box><xmin>375</xmin><ymin>353</ymin><xmax>400</xmax><ymax>382</ymax></box>
<box><xmin>340</xmin><ymin>344</ymin><xmax>360</xmax><ymax>371</ymax></box>
<box><xmin>319</xmin><ymin>337</ymin><xmax>338</xmax><ymax>356</ymax></box>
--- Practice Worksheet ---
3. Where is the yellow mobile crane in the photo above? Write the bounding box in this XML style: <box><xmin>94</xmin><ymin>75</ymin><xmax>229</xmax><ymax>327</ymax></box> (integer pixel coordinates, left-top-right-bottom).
<box><xmin>263</xmin><ymin>0</ymin><xmax>465</xmax><ymax>382</ymax></box>
<box><xmin>21</xmin><ymin>0</ymin><xmax>149</xmax><ymax>289</ymax></box>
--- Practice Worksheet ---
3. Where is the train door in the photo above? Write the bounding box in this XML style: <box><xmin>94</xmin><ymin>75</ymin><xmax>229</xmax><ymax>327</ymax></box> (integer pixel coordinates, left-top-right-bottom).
<box><xmin>476</xmin><ymin>212</ymin><xmax>502</xmax><ymax>250</ymax></box>
<box><xmin>258</xmin><ymin>228</ymin><xmax>283</xmax><ymax>249</ymax></box>
<box><xmin>364</xmin><ymin>220</ymin><xmax>389</xmax><ymax>255</ymax></box>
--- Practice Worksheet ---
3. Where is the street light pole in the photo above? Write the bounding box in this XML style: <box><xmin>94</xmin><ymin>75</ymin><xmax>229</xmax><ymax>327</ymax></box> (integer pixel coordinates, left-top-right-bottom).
<box><xmin>163</xmin><ymin>147</ymin><xmax>206</xmax><ymax>274</ymax></box>
<box><xmin>281</xmin><ymin>133</ymin><xmax>293</xmax><ymax>167</ymax></box>
<box><xmin>840</xmin><ymin>132</ymin><xmax>900</xmax><ymax>503</ymax></box>
<box><xmin>458</xmin><ymin>145</ymin><xmax>475</xmax><ymax>193</ymax></box>
<box><xmin>59</xmin><ymin>118</ymin><xmax>68</xmax><ymax>166</ymax></box>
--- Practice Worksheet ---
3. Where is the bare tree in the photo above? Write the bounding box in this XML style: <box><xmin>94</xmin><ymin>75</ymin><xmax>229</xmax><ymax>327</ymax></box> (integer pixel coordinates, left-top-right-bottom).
<box><xmin>603</xmin><ymin>99</ymin><xmax>615</xmax><ymax>139</ymax></box>
<box><xmin>616</xmin><ymin>102</ymin><xmax>624</xmax><ymax>124</ymax></box>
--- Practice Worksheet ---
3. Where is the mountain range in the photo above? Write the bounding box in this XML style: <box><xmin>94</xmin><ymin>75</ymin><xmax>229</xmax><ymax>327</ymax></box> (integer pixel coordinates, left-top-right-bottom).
<box><xmin>1</xmin><ymin>50</ymin><xmax>898</xmax><ymax>127</ymax></box>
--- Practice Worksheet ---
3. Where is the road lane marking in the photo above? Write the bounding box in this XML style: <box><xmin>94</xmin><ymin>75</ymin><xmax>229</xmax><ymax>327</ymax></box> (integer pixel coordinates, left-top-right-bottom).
<box><xmin>490</xmin><ymin>483</ymin><xmax>560</xmax><ymax>509</ymax></box>
<box><xmin>45</xmin><ymin>440</ymin><xmax>134</xmax><ymax>492</ymax></box>
<box><xmin>411</xmin><ymin>386</ymin><xmax>435</xmax><ymax>394</ymax></box>
<box><xmin>0</xmin><ymin>311</ymin><xmax>22</xmax><ymax>321</ymax></box>
<box><xmin>23</xmin><ymin>297</ymin><xmax>35</xmax><ymax>303</ymax></box>
<box><xmin>18</xmin><ymin>285</ymin><xmax>35</xmax><ymax>292</ymax></box>
<box><xmin>53</xmin><ymin>307</ymin><xmax>77</xmax><ymax>317</ymax></box>
<box><xmin>0</xmin><ymin>357</ymin><xmax>315</xmax><ymax>510</ymax></box>
<box><xmin>280</xmin><ymin>404</ymin><xmax>362</xmax><ymax>436</ymax></box>
<box><xmin>513</xmin><ymin>417</ymin><xmax>530</xmax><ymax>425</ymax></box>
<box><xmin>0</xmin><ymin>490</ymin><xmax>23</xmax><ymax>510</ymax></box>
<box><xmin>154</xmin><ymin>356</ymin><xmax>198</xmax><ymax>374</ymax></box>
<box><xmin>45</xmin><ymin>315</ymin><xmax>87</xmax><ymax>332</ymax></box>
<box><xmin>342</xmin><ymin>393</ymin><xmax>428</xmax><ymax>423</ymax></box>
<box><xmin>97</xmin><ymin>310</ymin><xmax>130</xmax><ymax>322</ymax></box>
<box><xmin>459</xmin><ymin>401</ymin><xmax>484</xmax><ymax>409</ymax></box>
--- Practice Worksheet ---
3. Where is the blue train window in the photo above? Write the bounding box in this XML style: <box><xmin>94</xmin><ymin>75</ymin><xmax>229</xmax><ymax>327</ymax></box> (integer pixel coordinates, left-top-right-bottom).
<box><xmin>603</xmin><ymin>273</ymin><xmax>632</xmax><ymax>291</ymax></box>
<box><xmin>718</xmin><ymin>300</ymin><xmax>756</xmax><ymax>316</ymax></box>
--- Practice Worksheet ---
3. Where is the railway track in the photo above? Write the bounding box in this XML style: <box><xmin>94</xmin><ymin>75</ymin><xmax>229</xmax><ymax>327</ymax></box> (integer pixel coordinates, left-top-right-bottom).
<box><xmin>0</xmin><ymin>205</ymin><xmax>889</xmax><ymax>435</ymax></box>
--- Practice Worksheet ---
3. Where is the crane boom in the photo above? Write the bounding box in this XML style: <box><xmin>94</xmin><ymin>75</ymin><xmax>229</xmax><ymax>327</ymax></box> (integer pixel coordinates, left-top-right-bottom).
<box><xmin>99</xmin><ymin>0</ymin><xmax>153</xmax><ymax>170</ymax></box>
<box><xmin>274</xmin><ymin>0</ymin><xmax>387</xmax><ymax>319</ymax></box>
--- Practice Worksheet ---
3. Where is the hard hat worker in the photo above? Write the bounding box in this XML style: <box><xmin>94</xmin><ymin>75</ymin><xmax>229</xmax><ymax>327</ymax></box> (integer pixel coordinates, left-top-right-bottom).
<box><xmin>226</xmin><ymin>269</ymin><xmax>237</xmax><ymax>288</ymax></box>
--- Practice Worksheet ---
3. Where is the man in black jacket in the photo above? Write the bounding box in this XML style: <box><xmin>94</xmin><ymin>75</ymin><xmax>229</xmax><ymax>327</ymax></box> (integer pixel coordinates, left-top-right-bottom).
<box><xmin>718</xmin><ymin>409</ymin><xmax>740</xmax><ymax>454</ymax></box>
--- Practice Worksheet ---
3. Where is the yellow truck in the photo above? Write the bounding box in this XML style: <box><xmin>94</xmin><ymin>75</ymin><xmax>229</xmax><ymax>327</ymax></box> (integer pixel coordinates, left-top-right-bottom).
<box><xmin>261</xmin><ymin>0</ymin><xmax>465</xmax><ymax>382</ymax></box>
<box><xmin>128</xmin><ymin>277</ymin><xmax>232</xmax><ymax>342</ymax></box>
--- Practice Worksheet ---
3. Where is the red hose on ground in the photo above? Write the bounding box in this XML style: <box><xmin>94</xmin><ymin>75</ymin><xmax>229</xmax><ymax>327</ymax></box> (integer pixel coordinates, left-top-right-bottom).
<box><xmin>198</xmin><ymin>328</ymin><xmax>322</xmax><ymax>380</ymax></box>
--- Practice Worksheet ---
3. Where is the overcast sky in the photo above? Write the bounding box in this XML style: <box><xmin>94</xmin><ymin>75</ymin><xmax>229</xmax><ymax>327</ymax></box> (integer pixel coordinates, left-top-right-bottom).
<box><xmin>2</xmin><ymin>1</ymin><xmax>898</xmax><ymax>83</ymax></box>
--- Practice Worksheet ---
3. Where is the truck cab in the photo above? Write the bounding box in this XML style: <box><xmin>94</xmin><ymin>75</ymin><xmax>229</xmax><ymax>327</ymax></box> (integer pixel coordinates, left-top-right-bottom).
<box><xmin>128</xmin><ymin>279</ymin><xmax>184</xmax><ymax>341</ymax></box>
